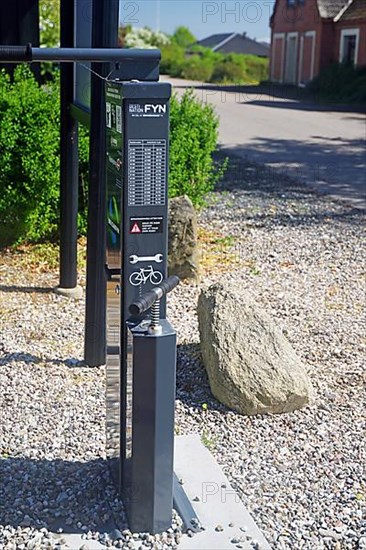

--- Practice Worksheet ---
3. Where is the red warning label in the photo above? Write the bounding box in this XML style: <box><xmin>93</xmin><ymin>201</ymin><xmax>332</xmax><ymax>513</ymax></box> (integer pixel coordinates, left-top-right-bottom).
<box><xmin>130</xmin><ymin>222</ymin><xmax>142</xmax><ymax>234</ymax></box>
<box><xmin>129</xmin><ymin>217</ymin><xmax>163</xmax><ymax>235</ymax></box>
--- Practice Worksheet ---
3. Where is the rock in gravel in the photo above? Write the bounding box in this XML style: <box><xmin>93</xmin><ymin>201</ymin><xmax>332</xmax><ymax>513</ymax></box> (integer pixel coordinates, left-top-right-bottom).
<box><xmin>197</xmin><ymin>281</ymin><xmax>313</xmax><ymax>415</ymax></box>
<box><xmin>109</xmin><ymin>529</ymin><xmax>124</xmax><ymax>541</ymax></box>
<box><xmin>168</xmin><ymin>195</ymin><xmax>200</xmax><ymax>280</ymax></box>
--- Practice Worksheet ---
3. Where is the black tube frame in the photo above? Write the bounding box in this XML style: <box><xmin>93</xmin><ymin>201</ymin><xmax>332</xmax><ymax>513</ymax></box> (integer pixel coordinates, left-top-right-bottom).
<box><xmin>59</xmin><ymin>0</ymin><xmax>79</xmax><ymax>290</ymax></box>
<box><xmin>84</xmin><ymin>0</ymin><xmax>120</xmax><ymax>367</ymax></box>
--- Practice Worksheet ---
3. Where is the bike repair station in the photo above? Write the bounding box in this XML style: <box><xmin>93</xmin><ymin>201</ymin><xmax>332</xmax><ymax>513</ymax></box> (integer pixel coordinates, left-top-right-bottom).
<box><xmin>0</xmin><ymin>0</ymin><xmax>195</xmax><ymax>535</ymax></box>
<box><xmin>0</xmin><ymin>2</ymin><xmax>270</xmax><ymax>547</ymax></box>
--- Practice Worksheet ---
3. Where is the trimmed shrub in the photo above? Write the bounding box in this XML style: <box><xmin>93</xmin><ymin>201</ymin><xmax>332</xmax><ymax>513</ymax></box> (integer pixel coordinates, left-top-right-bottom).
<box><xmin>0</xmin><ymin>66</ymin><xmax>60</xmax><ymax>246</ymax></box>
<box><xmin>169</xmin><ymin>90</ymin><xmax>226</xmax><ymax>206</ymax></box>
<box><xmin>308</xmin><ymin>63</ymin><xmax>366</xmax><ymax>103</ymax></box>
<box><xmin>181</xmin><ymin>56</ymin><xmax>214</xmax><ymax>82</ymax></box>
<box><xmin>211</xmin><ymin>56</ymin><xmax>245</xmax><ymax>83</ymax></box>
<box><xmin>244</xmin><ymin>55</ymin><xmax>269</xmax><ymax>83</ymax></box>
<box><xmin>0</xmin><ymin>69</ymin><xmax>224</xmax><ymax>246</ymax></box>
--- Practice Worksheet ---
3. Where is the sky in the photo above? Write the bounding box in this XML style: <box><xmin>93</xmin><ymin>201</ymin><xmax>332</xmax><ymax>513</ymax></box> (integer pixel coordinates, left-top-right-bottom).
<box><xmin>119</xmin><ymin>1</ymin><xmax>276</xmax><ymax>42</ymax></box>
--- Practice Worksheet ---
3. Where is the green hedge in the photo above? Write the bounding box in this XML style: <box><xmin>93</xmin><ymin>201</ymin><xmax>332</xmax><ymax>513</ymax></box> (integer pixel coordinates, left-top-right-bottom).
<box><xmin>161</xmin><ymin>44</ymin><xmax>269</xmax><ymax>84</ymax></box>
<box><xmin>169</xmin><ymin>90</ymin><xmax>225</xmax><ymax>205</ymax></box>
<box><xmin>0</xmin><ymin>67</ymin><xmax>60</xmax><ymax>246</ymax></box>
<box><xmin>308</xmin><ymin>63</ymin><xmax>366</xmax><ymax>103</ymax></box>
<box><xmin>0</xmin><ymin>67</ymin><xmax>224</xmax><ymax>247</ymax></box>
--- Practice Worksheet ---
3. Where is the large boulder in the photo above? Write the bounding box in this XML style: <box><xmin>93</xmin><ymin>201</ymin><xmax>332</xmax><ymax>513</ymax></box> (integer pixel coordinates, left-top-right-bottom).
<box><xmin>168</xmin><ymin>195</ymin><xmax>199</xmax><ymax>280</ymax></box>
<box><xmin>197</xmin><ymin>282</ymin><xmax>313</xmax><ymax>415</ymax></box>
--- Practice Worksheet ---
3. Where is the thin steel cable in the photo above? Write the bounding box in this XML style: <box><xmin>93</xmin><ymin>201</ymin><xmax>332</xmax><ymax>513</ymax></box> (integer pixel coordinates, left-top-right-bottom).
<box><xmin>78</xmin><ymin>62</ymin><xmax>120</xmax><ymax>82</ymax></box>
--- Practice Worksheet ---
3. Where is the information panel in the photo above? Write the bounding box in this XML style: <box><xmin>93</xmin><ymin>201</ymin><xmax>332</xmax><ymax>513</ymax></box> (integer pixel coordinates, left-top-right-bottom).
<box><xmin>105</xmin><ymin>81</ymin><xmax>172</xmax><ymax>494</ymax></box>
<box><xmin>127</xmin><ymin>139</ymin><xmax>167</xmax><ymax>207</ymax></box>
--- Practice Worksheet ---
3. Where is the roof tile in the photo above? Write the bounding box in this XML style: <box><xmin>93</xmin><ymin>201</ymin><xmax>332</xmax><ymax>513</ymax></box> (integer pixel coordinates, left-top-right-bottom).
<box><xmin>317</xmin><ymin>0</ymin><xmax>351</xmax><ymax>18</ymax></box>
<box><xmin>337</xmin><ymin>0</ymin><xmax>366</xmax><ymax>21</ymax></box>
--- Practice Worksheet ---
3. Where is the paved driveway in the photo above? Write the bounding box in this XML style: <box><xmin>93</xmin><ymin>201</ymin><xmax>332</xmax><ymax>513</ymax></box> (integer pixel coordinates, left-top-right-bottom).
<box><xmin>162</xmin><ymin>77</ymin><xmax>366</xmax><ymax>209</ymax></box>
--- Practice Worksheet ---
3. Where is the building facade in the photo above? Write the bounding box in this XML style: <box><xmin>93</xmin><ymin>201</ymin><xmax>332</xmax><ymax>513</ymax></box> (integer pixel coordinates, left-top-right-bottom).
<box><xmin>270</xmin><ymin>0</ymin><xmax>366</xmax><ymax>84</ymax></box>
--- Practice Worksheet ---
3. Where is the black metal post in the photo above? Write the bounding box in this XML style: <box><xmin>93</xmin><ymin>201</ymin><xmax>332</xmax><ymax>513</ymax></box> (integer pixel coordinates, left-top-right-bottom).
<box><xmin>57</xmin><ymin>0</ymin><xmax>81</xmax><ymax>296</ymax></box>
<box><xmin>0</xmin><ymin>0</ymin><xmax>39</xmax><ymax>77</ymax></box>
<box><xmin>84</xmin><ymin>0</ymin><xmax>119</xmax><ymax>366</ymax></box>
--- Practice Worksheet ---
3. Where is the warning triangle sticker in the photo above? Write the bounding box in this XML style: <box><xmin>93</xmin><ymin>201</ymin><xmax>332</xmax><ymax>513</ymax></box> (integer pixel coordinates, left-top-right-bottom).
<box><xmin>130</xmin><ymin>222</ymin><xmax>141</xmax><ymax>234</ymax></box>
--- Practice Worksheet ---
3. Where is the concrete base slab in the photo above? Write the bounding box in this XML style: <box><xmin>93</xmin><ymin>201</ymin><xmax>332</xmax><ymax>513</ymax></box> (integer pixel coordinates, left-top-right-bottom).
<box><xmin>48</xmin><ymin>435</ymin><xmax>270</xmax><ymax>549</ymax></box>
<box><xmin>54</xmin><ymin>285</ymin><xmax>83</xmax><ymax>299</ymax></box>
<box><xmin>175</xmin><ymin>435</ymin><xmax>271</xmax><ymax>550</ymax></box>
<box><xmin>55</xmin><ymin>533</ymin><xmax>104</xmax><ymax>549</ymax></box>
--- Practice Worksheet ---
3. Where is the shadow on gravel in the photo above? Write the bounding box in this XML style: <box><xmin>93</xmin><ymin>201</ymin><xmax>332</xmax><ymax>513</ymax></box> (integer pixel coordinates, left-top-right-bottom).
<box><xmin>214</xmin><ymin>150</ymin><xmax>366</xmax><ymax>222</ymax></box>
<box><xmin>0</xmin><ymin>285</ymin><xmax>53</xmax><ymax>294</ymax></box>
<box><xmin>0</xmin><ymin>457</ymin><xmax>124</xmax><ymax>533</ymax></box>
<box><xmin>0</xmin><ymin>352</ymin><xmax>86</xmax><ymax>369</ymax></box>
<box><xmin>176</xmin><ymin>344</ymin><xmax>226</xmax><ymax>413</ymax></box>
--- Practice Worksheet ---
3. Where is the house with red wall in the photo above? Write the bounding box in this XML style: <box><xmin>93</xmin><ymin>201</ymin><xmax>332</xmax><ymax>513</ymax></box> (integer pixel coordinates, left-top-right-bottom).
<box><xmin>270</xmin><ymin>0</ymin><xmax>366</xmax><ymax>85</ymax></box>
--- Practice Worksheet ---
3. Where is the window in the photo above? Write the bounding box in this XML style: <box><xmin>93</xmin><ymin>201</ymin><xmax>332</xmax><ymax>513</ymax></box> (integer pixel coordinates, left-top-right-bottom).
<box><xmin>339</xmin><ymin>29</ymin><xmax>360</xmax><ymax>65</ymax></box>
<box><xmin>342</xmin><ymin>34</ymin><xmax>356</xmax><ymax>63</ymax></box>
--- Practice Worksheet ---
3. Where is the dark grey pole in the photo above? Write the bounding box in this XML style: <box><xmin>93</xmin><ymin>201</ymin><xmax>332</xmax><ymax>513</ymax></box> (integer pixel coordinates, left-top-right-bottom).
<box><xmin>55</xmin><ymin>0</ymin><xmax>82</xmax><ymax>298</ymax></box>
<box><xmin>31</xmin><ymin>48</ymin><xmax>160</xmax><ymax>62</ymax></box>
<box><xmin>84</xmin><ymin>0</ymin><xmax>119</xmax><ymax>366</ymax></box>
<box><xmin>0</xmin><ymin>0</ymin><xmax>39</xmax><ymax>78</ymax></box>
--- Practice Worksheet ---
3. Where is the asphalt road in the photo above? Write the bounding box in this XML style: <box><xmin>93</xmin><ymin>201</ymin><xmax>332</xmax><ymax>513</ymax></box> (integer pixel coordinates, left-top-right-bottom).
<box><xmin>162</xmin><ymin>77</ymin><xmax>366</xmax><ymax>209</ymax></box>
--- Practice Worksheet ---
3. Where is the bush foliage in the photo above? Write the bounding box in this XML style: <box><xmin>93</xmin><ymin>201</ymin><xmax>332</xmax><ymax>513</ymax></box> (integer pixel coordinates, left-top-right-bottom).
<box><xmin>124</xmin><ymin>25</ymin><xmax>269</xmax><ymax>84</ymax></box>
<box><xmin>0</xmin><ymin>67</ymin><xmax>60</xmax><ymax>246</ymax></box>
<box><xmin>0</xmin><ymin>68</ymin><xmax>224</xmax><ymax>246</ymax></box>
<box><xmin>308</xmin><ymin>63</ymin><xmax>366</xmax><ymax>103</ymax></box>
<box><xmin>161</xmin><ymin>45</ymin><xmax>268</xmax><ymax>84</ymax></box>
<box><xmin>169</xmin><ymin>90</ymin><xmax>226</xmax><ymax>206</ymax></box>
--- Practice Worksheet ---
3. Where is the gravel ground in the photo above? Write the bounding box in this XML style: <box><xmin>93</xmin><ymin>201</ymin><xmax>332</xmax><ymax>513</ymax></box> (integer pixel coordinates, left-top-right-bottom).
<box><xmin>1</xmin><ymin>151</ymin><xmax>365</xmax><ymax>550</ymax></box>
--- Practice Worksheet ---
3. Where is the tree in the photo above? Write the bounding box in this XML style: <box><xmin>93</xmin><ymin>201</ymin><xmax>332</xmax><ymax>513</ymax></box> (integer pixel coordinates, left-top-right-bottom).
<box><xmin>39</xmin><ymin>0</ymin><xmax>60</xmax><ymax>48</ymax></box>
<box><xmin>172</xmin><ymin>26</ymin><xmax>196</xmax><ymax>49</ymax></box>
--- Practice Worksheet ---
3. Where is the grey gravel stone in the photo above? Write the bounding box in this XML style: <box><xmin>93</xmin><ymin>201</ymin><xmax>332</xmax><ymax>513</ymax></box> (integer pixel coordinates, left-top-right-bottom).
<box><xmin>0</xmin><ymin>151</ymin><xmax>365</xmax><ymax>550</ymax></box>
<box><xmin>110</xmin><ymin>529</ymin><xmax>124</xmax><ymax>541</ymax></box>
<box><xmin>318</xmin><ymin>528</ymin><xmax>342</xmax><ymax>541</ymax></box>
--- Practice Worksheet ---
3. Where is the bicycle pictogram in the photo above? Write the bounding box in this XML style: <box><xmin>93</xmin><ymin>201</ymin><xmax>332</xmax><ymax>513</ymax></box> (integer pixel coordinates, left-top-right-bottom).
<box><xmin>129</xmin><ymin>265</ymin><xmax>163</xmax><ymax>286</ymax></box>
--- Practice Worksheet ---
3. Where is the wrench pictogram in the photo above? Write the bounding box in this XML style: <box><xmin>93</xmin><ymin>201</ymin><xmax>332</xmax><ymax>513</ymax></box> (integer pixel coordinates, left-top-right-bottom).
<box><xmin>129</xmin><ymin>253</ymin><xmax>163</xmax><ymax>264</ymax></box>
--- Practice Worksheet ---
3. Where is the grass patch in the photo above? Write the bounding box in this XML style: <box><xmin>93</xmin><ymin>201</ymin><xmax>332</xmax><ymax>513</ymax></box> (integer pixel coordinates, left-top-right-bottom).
<box><xmin>201</xmin><ymin>429</ymin><xmax>218</xmax><ymax>451</ymax></box>
<box><xmin>198</xmin><ymin>227</ymin><xmax>238</xmax><ymax>274</ymax></box>
<box><xmin>2</xmin><ymin>238</ymin><xmax>87</xmax><ymax>275</ymax></box>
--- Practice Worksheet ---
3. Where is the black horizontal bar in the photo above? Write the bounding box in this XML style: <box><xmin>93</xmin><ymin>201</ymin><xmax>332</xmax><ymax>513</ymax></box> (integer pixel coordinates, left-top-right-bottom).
<box><xmin>0</xmin><ymin>45</ymin><xmax>161</xmax><ymax>63</ymax></box>
<box><xmin>32</xmin><ymin>47</ymin><xmax>161</xmax><ymax>63</ymax></box>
